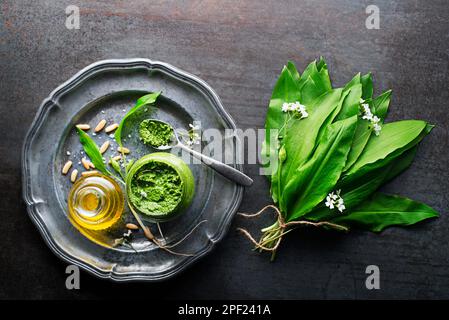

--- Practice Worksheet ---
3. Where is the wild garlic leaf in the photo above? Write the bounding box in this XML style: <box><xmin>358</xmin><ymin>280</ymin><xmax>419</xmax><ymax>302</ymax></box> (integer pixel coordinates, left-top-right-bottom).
<box><xmin>361</xmin><ymin>73</ymin><xmax>373</xmax><ymax>100</ymax></box>
<box><xmin>382</xmin><ymin>145</ymin><xmax>418</xmax><ymax>183</ymax></box>
<box><xmin>115</xmin><ymin>91</ymin><xmax>161</xmax><ymax>147</ymax></box>
<box><xmin>125</xmin><ymin>159</ymin><xmax>135</xmax><ymax>175</ymax></box>
<box><xmin>305</xmin><ymin>146</ymin><xmax>419</xmax><ymax>222</ymax></box>
<box><xmin>373</xmin><ymin>90</ymin><xmax>392</xmax><ymax>120</ymax></box>
<box><xmin>330</xmin><ymin>193</ymin><xmax>439</xmax><ymax>232</ymax></box>
<box><xmin>300</xmin><ymin>58</ymin><xmax>332</xmax><ymax>93</ymax></box>
<box><xmin>300</xmin><ymin>77</ymin><xmax>323</xmax><ymax>105</ymax></box>
<box><xmin>261</xmin><ymin>65</ymin><xmax>300</xmax><ymax>186</ymax></box>
<box><xmin>286</xmin><ymin>61</ymin><xmax>301</xmax><ymax>85</ymax></box>
<box><xmin>283</xmin><ymin>115</ymin><xmax>357</xmax><ymax>220</ymax></box>
<box><xmin>315</xmin><ymin>90</ymin><xmax>350</xmax><ymax>145</ymax></box>
<box><xmin>344</xmin><ymin>120</ymin><xmax>431</xmax><ymax>180</ymax></box>
<box><xmin>335</xmin><ymin>83</ymin><xmax>362</xmax><ymax>121</ymax></box>
<box><xmin>343</xmin><ymin>89</ymin><xmax>390</xmax><ymax>170</ymax></box>
<box><xmin>261</xmin><ymin>64</ymin><xmax>301</xmax><ymax>189</ymax></box>
<box><xmin>343</xmin><ymin>119</ymin><xmax>373</xmax><ymax>171</ymax></box>
<box><xmin>280</xmin><ymin>89</ymin><xmax>343</xmax><ymax>196</ymax></box>
<box><xmin>109</xmin><ymin>156</ymin><xmax>125</xmax><ymax>180</ymax></box>
<box><xmin>76</xmin><ymin>128</ymin><xmax>111</xmax><ymax>176</ymax></box>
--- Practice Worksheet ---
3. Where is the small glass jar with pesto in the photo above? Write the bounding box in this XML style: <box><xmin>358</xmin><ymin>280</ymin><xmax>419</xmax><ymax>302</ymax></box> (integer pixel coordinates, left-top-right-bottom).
<box><xmin>126</xmin><ymin>152</ymin><xmax>195</xmax><ymax>222</ymax></box>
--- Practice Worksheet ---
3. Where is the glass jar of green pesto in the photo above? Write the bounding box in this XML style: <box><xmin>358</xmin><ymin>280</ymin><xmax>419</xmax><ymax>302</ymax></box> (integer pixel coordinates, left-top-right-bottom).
<box><xmin>126</xmin><ymin>152</ymin><xmax>195</xmax><ymax>222</ymax></box>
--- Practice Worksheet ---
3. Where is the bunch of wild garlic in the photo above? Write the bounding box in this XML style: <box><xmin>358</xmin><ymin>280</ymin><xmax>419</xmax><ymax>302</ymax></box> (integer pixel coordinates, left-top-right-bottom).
<box><xmin>239</xmin><ymin>58</ymin><xmax>438</xmax><ymax>259</ymax></box>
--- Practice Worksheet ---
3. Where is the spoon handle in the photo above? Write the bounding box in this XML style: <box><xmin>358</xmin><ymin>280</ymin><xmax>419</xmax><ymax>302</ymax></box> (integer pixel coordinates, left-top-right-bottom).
<box><xmin>177</xmin><ymin>143</ymin><xmax>253</xmax><ymax>187</ymax></box>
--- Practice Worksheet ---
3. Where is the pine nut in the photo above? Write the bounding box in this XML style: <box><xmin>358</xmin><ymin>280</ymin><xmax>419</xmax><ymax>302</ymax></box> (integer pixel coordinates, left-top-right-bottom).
<box><xmin>94</xmin><ymin>119</ymin><xmax>107</xmax><ymax>132</ymax></box>
<box><xmin>76</xmin><ymin>124</ymin><xmax>90</xmax><ymax>130</ymax></box>
<box><xmin>89</xmin><ymin>161</ymin><xmax>95</xmax><ymax>169</ymax></box>
<box><xmin>126</xmin><ymin>223</ymin><xmax>139</xmax><ymax>230</ymax></box>
<box><xmin>105</xmin><ymin>123</ymin><xmax>119</xmax><ymax>133</ymax></box>
<box><xmin>62</xmin><ymin>161</ymin><xmax>72</xmax><ymax>175</ymax></box>
<box><xmin>99</xmin><ymin>141</ymin><xmax>110</xmax><ymax>154</ymax></box>
<box><xmin>81</xmin><ymin>170</ymin><xmax>98</xmax><ymax>176</ymax></box>
<box><xmin>112</xmin><ymin>155</ymin><xmax>122</xmax><ymax>161</ymax></box>
<box><xmin>70</xmin><ymin>169</ymin><xmax>78</xmax><ymax>182</ymax></box>
<box><xmin>81</xmin><ymin>157</ymin><xmax>91</xmax><ymax>170</ymax></box>
<box><xmin>117</xmin><ymin>147</ymin><xmax>130</xmax><ymax>154</ymax></box>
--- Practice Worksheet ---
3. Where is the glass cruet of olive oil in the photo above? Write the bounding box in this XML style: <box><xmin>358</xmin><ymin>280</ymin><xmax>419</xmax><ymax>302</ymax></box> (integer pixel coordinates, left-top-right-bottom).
<box><xmin>68</xmin><ymin>173</ymin><xmax>125</xmax><ymax>247</ymax></box>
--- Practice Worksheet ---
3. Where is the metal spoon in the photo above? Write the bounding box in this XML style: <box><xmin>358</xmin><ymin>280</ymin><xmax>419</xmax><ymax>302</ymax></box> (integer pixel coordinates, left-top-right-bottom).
<box><xmin>145</xmin><ymin>119</ymin><xmax>253</xmax><ymax>186</ymax></box>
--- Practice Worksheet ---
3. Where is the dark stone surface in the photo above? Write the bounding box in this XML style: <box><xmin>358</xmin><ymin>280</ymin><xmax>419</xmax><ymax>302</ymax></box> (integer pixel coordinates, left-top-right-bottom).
<box><xmin>1</xmin><ymin>0</ymin><xmax>448</xmax><ymax>299</ymax></box>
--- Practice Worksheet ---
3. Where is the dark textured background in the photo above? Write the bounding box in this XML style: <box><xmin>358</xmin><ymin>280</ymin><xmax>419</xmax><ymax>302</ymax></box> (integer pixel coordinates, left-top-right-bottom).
<box><xmin>1</xmin><ymin>0</ymin><xmax>448</xmax><ymax>299</ymax></box>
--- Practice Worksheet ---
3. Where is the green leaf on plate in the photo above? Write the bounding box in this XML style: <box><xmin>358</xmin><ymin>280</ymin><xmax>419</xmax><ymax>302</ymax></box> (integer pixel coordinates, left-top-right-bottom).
<box><xmin>115</xmin><ymin>91</ymin><xmax>161</xmax><ymax>147</ymax></box>
<box><xmin>76</xmin><ymin>128</ymin><xmax>111</xmax><ymax>176</ymax></box>
<box><xmin>109</xmin><ymin>156</ymin><xmax>125</xmax><ymax>180</ymax></box>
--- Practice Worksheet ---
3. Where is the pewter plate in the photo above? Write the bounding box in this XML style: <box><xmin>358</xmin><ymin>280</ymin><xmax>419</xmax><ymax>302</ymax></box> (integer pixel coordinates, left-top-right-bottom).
<box><xmin>22</xmin><ymin>59</ymin><xmax>244</xmax><ymax>281</ymax></box>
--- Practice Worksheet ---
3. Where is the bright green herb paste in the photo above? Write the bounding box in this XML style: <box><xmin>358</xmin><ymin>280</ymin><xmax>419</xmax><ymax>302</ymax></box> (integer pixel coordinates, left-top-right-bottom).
<box><xmin>129</xmin><ymin>161</ymin><xmax>183</xmax><ymax>216</ymax></box>
<box><xmin>139</xmin><ymin>119</ymin><xmax>173</xmax><ymax>147</ymax></box>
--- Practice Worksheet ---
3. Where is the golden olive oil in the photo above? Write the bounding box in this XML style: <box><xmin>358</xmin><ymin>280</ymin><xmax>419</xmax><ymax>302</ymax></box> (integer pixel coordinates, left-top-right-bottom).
<box><xmin>68</xmin><ymin>173</ymin><xmax>125</xmax><ymax>247</ymax></box>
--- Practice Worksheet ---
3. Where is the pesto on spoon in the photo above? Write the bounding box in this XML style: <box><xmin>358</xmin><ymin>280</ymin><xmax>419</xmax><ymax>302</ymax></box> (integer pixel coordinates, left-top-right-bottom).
<box><xmin>138</xmin><ymin>119</ymin><xmax>253</xmax><ymax>187</ymax></box>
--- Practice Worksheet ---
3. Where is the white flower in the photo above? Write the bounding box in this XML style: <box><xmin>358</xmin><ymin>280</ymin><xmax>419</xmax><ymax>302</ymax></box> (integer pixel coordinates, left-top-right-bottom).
<box><xmin>360</xmin><ymin>102</ymin><xmax>382</xmax><ymax>136</ymax></box>
<box><xmin>337</xmin><ymin>203</ymin><xmax>346</xmax><ymax>212</ymax></box>
<box><xmin>373</xmin><ymin>123</ymin><xmax>382</xmax><ymax>136</ymax></box>
<box><xmin>282</xmin><ymin>101</ymin><xmax>308</xmax><ymax>118</ymax></box>
<box><xmin>361</xmin><ymin>104</ymin><xmax>373</xmax><ymax>120</ymax></box>
<box><xmin>189</xmin><ymin>123</ymin><xmax>200</xmax><ymax>131</ymax></box>
<box><xmin>324</xmin><ymin>189</ymin><xmax>345</xmax><ymax>213</ymax></box>
<box><xmin>325</xmin><ymin>196</ymin><xmax>335</xmax><ymax>209</ymax></box>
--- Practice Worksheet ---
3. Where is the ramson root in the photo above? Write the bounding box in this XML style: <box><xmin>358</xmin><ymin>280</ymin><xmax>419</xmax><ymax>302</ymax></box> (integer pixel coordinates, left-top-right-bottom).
<box><xmin>237</xmin><ymin>205</ymin><xmax>349</xmax><ymax>260</ymax></box>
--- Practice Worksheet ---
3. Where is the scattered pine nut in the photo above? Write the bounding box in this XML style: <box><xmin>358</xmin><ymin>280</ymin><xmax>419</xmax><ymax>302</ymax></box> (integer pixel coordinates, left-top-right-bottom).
<box><xmin>94</xmin><ymin>119</ymin><xmax>107</xmax><ymax>132</ymax></box>
<box><xmin>89</xmin><ymin>162</ymin><xmax>95</xmax><ymax>169</ymax></box>
<box><xmin>126</xmin><ymin>223</ymin><xmax>139</xmax><ymax>230</ymax></box>
<box><xmin>105</xmin><ymin>123</ymin><xmax>119</xmax><ymax>133</ymax></box>
<box><xmin>76</xmin><ymin>124</ymin><xmax>90</xmax><ymax>130</ymax></box>
<box><xmin>99</xmin><ymin>141</ymin><xmax>110</xmax><ymax>154</ymax></box>
<box><xmin>81</xmin><ymin>170</ymin><xmax>99</xmax><ymax>176</ymax></box>
<box><xmin>62</xmin><ymin>161</ymin><xmax>72</xmax><ymax>175</ymax></box>
<box><xmin>81</xmin><ymin>157</ymin><xmax>91</xmax><ymax>170</ymax></box>
<box><xmin>70</xmin><ymin>169</ymin><xmax>78</xmax><ymax>182</ymax></box>
<box><xmin>117</xmin><ymin>147</ymin><xmax>130</xmax><ymax>154</ymax></box>
<box><xmin>112</xmin><ymin>155</ymin><xmax>122</xmax><ymax>161</ymax></box>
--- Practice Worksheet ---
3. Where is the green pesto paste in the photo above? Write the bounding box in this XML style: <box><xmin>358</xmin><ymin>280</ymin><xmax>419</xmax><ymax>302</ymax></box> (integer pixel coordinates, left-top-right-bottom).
<box><xmin>139</xmin><ymin>119</ymin><xmax>173</xmax><ymax>147</ymax></box>
<box><xmin>129</xmin><ymin>160</ymin><xmax>183</xmax><ymax>216</ymax></box>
